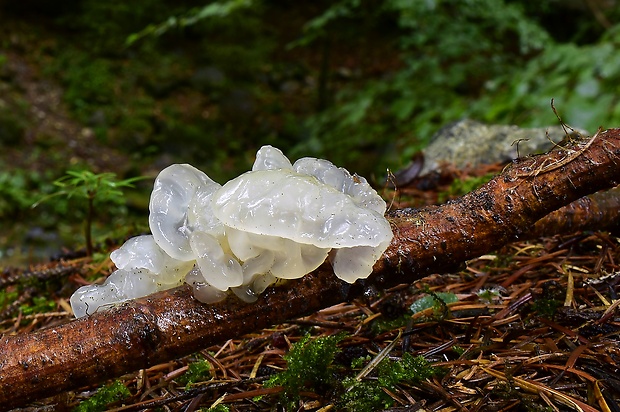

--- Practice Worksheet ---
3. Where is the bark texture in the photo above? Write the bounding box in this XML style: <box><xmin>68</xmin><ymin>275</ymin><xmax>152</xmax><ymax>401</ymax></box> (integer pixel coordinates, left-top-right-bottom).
<box><xmin>531</xmin><ymin>186</ymin><xmax>620</xmax><ymax>237</ymax></box>
<box><xmin>1</xmin><ymin>129</ymin><xmax>619</xmax><ymax>410</ymax></box>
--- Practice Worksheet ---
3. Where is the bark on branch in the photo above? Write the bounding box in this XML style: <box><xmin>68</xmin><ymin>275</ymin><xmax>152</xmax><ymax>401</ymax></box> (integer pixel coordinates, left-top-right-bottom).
<box><xmin>1</xmin><ymin>129</ymin><xmax>620</xmax><ymax>410</ymax></box>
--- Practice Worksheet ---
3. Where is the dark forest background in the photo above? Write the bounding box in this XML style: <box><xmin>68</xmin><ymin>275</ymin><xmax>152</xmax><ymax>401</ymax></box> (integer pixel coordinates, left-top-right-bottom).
<box><xmin>0</xmin><ymin>0</ymin><xmax>619</xmax><ymax>262</ymax></box>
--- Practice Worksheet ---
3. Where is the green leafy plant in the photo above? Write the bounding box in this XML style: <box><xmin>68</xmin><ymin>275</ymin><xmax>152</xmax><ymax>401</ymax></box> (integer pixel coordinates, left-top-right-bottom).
<box><xmin>33</xmin><ymin>170</ymin><xmax>145</xmax><ymax>256</ymax></box>
<box><xmin>410</xmin><ymin>291</ymin><xmax>458</xmax><ymax>316</ymax></box>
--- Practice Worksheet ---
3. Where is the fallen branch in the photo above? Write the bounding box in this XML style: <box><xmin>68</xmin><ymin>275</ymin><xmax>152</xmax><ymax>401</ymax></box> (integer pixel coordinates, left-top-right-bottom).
<box><xmin>1</xmin><ymin>129</ymin><xmax>619</xmax><ymax>410</ymax></box>
<box><xmin>531</xmin><ymin>185</ymin><xmax>620</xmax><ymax>237</ymax></box>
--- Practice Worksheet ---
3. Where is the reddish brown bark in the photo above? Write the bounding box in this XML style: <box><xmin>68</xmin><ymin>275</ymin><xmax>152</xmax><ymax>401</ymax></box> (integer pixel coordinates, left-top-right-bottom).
<box><xmin>0</xmin><ymin>129</ymin><xmax>619</xmax><ymax>410</ymax></box>
<box><xmin>531</xmin><ymin>186</ymin><xmax>620</xmax><ymax>237</ymax></box>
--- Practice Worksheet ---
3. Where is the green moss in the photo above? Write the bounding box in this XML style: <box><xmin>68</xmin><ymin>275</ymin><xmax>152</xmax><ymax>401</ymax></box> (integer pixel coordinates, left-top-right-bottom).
<box><xmin>452</xmin><ymin>345</ymin><xmax>466</xmax><ymax>356</ymax></box>
<box><xmin>370</xmin><ymin>313</ymin><xmax>411</xmax><ymax>335</ymax></box>
<box><xmin>264</xmin><ymin>333</ymin><xmax>437</xmax><ymax>411</ymax></box>
<box><xmin>531</xmin><ymin>297</ymin><xmax>561</xmax><ymax>318</ymax></box>
<box><xmin>340</xmin><ymin>379</ymin><xmax>391</xmax><ymax>412</ymax></box>
<box><xmin>72</xmin><ymin>380</ymin><xmax>130</xmax><ymax>412</ymax></box>
<box><xmin>351</xmin><ymin>355</ymin><xmax>371</xmax><ymax>369</ymax></box>
<box><xmin>266</xmin><ymin>333</ymin><xmax>346</xmax><ymax>409</ymax></box>
<box><xmin>200</xmin><ymin>405</ymin><xmax>230</xmax><ymax>412</ymax></box>
<box><xmin>531</xmin><ymin>281</ymin><xmax>564</xmax><ymax>318</ymax></box>
<box><xmin>178</xmin><ymin>356</ymin><xmax>212</xmax><ymax>389</ymax></box>
<box><xmin>438</xmin><ymin>173</ymin><xmax>496</xmax><ymax>203</ymax></box>
<box><xmin>340</xmin><ymin>354</ymin><xmax>437</xmax><ymax>412</ymax></box>
<box><xmin>477</xmin><ymin>287</ymin><xmax>503</xmax><ymax>304</ymax></box>
<box><xmin>0</xmin><ymin>289</ymin><xmax>19</xmax><ymax>310</ymax></box>
<box><xmin>19</xmin><ymin>296</ymin><xmax>56</xmax><ymax>316</ymax></box>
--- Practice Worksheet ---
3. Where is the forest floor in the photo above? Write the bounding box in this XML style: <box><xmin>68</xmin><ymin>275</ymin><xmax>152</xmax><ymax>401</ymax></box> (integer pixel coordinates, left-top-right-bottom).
<box><xmin>1</xmin><ymin>166</ymin><xmax>619</xmax><ymax>412</ymax></box>
<box><xmin>1</xmin><ymin>50</ymin><xmax>130</xmax><ymax>174</ymax></box>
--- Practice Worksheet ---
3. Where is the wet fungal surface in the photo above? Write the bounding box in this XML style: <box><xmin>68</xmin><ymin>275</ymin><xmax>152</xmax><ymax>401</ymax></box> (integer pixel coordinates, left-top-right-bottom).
<box><xmin>71</xmin><ymin>145</ymin><xmax>392</xmax><ymax>317</ymax></box>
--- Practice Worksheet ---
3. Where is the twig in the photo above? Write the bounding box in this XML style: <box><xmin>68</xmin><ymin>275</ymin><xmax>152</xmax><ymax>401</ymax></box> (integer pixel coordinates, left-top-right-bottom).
<box><xmin>517</xmin><ymin>127</ymin><xmax>601</xmax><ymax>178</ymax></box>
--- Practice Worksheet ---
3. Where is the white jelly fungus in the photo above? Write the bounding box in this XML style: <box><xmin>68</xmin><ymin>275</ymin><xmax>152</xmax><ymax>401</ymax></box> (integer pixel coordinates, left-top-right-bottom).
<box><xmin>70</xmin><ymin>146</ymin><xmax>393</xmax><ymax>318</ymax></box>
<box><xmin>149</xmin><ymin>163</ymin><xmax>224</xmax><ymax>261</ymax></box>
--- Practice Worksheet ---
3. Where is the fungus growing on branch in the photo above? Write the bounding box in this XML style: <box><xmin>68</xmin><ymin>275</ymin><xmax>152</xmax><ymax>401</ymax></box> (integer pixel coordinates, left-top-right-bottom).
<box><xmin>70</xmin><ymin>146</ymin><xmax>393</xmax><ymax>316</ymax></box>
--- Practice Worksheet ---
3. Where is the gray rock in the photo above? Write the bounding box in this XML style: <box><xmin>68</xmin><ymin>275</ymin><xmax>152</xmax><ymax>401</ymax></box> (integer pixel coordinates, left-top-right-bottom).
<box><xmin>419</xmin><ymin>119</ymin><xmax>589</xmax><ymax>176</ymax></box>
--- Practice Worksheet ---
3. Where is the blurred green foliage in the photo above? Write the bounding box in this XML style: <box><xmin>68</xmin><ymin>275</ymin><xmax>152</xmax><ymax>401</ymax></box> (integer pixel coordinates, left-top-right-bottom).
<box><xmin>0</xmin><ymin>100</ymin><xmax>29</xmax><ymax>146</ymax></box>
<box><xmin>0</xmin><ymin>168</ymin><xmax>71</xmax><ymax>228</ymax></box>
<box><xmin>7</xmin><ymin>0</ymin><xmax>620</xmax><ymax>178</ymax></box>
<box><xmin>126</xmin><ymin>0</ymin><xmax>254</xmax><ymax>46</ymax></box>
<box><xmin>291</xmin><ymin>0</ymin><xmax>620</xmax><ymax>176</ymax></box>
<box><xmin>471</xmin><ymin>26</ymin><xmax>620</xmax><ymax>130</ymax></box>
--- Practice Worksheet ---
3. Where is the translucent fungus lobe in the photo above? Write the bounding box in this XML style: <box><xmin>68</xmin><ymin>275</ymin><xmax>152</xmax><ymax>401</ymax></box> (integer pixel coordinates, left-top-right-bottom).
<box><xmin>212</xmin><ymin>146</ymin><xmax>393</xmax><ymax>283</ymax></box>
<box><xmin>70</xmin><ymin>145</ymin><xmax>393</xmax><ymax>317</ymax></box>
<box><xmin>149</xmin><ymin>164</ymin><xmax>222</xmax><ymax>261</ymax></box>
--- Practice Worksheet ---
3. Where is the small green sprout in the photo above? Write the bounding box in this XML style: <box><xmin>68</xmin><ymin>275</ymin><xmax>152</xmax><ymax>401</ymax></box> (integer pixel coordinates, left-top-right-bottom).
<box><xmin>477</xmin><ymin>287</ymin><xmax>503</xmax><ymax>304</ymax></box>
<box><xmin>72</xmin><ymin>380</ymin><xmax>130</xmax><ymax>412</ymax></box>
<box><xmin>33</xmin><ymin>169</ymin><xmax>145</xmax><ymax>256</ymax></box>
<box><xmin>452</xmin><ymin>345</ymin><xmax>465</xmax><ymax>356</ymax></box>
